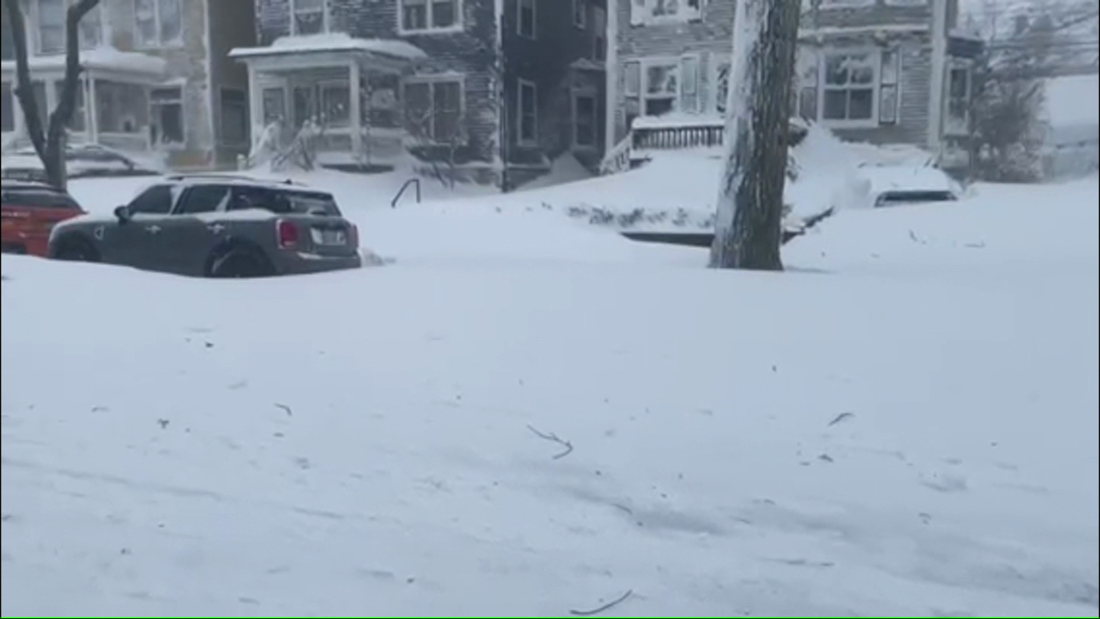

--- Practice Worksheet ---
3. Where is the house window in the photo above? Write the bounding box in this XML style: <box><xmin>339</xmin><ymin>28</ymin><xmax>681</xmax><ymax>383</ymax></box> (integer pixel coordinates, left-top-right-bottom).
<box><xmin>879</xmin><ymin>49</ymin><xmax>899</xmax><ymax>124</ymax></box>
<box><xmin>946</xmin><ymin>64</ymin><xmax>970</xmax><ymax>135</ymax></box>
<box><xmin>592</xmin><ymin>7</ymin><xmax>606</xmax><ymax>60</ymax></box>
<box><xmin>517</xmin><ymin>79</ymin><xmax>537</xmax><ymax>144</ymax></box>
<box><xmin>404</xmin><ymin>78</ymin><xmax>463</xmax><ymax>143</ymax></box>
<box><xmin>400</xmin><ymin>0</ymin><xmax>460</xmax><ymax>33</ymax></box>
<box><xmin>220</xmin><ymin>89</ymin><xmax>248</xmax><ymax>144</ymax></box>
<box><xmin>574</xmin><ymin>92</ymin><xmax>596</xmax><ymax>147</ymax></box>
<box><xmin>821</xmin><ymin>51</ymin><xmax>876</xmax><ymax>123</ymax></box>
<box><xmin>630</xmin><ymin>0</ymin><xmax>702</xmax><ymax>25</ymax></box>
<box><xmin>1</xmin><ymin>83</ymin><xmax>14</xmax><ymax>132</ymax></box>
<box><xmin>518</xmin><ymin>0</ymin><xmax>536</xmax><ymax>38</ymax></box>
<box><xmin>135</xmin><ymin>0</ymin><xmax>182</xmax><ymax>48</ymax></box>
<box><xmin>321</xmin><ymin>83</ymin><xmax>350</xmax><ymax>127</ymax></box>
<box><xmin>291</xmin><ymin>0</ymin><xmax>325</xmax><ymax>35</ymax></box>
<box><xmin>37</xmin><ymin>0</ymin><xmax>64</xmax><ymax>54</ymax></box>
<box><xmin>150</xmin><ymin>86</ymin><xmax>184</xmax><ymax>146</ymax></box>
<box><xmin>262</xmin><ymin>87</ymin><xmax>286</xmax><ymax>125</ymax></box>
<box><xmin>644</xmin><ymin>61</ymin><xmax>679</xmax><ymax>116</ymax></box>
<box><xmin>573</xmin><ymin>0</ymin><xmax>586</xmax><ymax>28</ymax></box>
<box><xmin>54</xmin><ymin>80</ymin><xmax>85</xmax><ymax>131</ymax></box>
<box><xmin>715</xmin><ymin>60</ymin><xmax>731</xmax><ymax>115</ymax></box>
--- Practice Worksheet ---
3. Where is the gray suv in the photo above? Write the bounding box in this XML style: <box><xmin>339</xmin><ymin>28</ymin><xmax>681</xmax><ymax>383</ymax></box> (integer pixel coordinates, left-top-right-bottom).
<box><xmin>48</xmin><ymin>175</ymin><xmax>362</xmax><ymax>277</ymax></box>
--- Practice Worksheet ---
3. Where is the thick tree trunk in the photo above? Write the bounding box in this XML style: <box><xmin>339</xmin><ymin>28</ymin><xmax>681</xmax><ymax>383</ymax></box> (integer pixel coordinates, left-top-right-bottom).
<box><xmin>709</xmin><ymin>0</ymin><xmax>801</xmax><ymax>271</ymax></box>
<box><xmin>3</xmin><ymin>0</ymin><xmax>100</xmax><ymax>190</ymax></box>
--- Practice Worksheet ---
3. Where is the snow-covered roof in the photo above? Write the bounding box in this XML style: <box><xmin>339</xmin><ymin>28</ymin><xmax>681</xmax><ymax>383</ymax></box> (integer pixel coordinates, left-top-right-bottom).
<box><xmin>0</xmin><ymin>46</ymin><xmax>166</xmax><ymax>77</ymax></box>
<box><xmin>230</xmin><ymin>33</ymin><xmax>427</xmax><ymax>62</ymax></box>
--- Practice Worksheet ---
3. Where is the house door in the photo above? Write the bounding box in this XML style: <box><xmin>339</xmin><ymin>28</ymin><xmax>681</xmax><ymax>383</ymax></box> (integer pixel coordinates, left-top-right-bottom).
<box><xmin>292</xmin><ymin>85</ymin><xmax>317</xmax><ymax>129</ymax></box>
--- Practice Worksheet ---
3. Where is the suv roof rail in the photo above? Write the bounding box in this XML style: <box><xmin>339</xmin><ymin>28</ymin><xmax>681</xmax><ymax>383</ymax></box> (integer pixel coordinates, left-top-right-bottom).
<box><xmin>163</xmin><ymin>173</ymin><xmax>259</xmax><ymax>182</ymax></box>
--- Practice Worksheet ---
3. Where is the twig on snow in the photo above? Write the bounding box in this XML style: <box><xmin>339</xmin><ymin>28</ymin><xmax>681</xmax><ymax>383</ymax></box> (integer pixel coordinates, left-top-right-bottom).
<box><xmin>827</xmin><ymin>412</ymin><xmax>854</xmax><ymax>427</ymax></box>
<box><xmin>275</xmin><ymin>403</ymin><xmax>293</xmax><ymax>417</ymax></box>
<box><xmin>527</xmin><ymin>424</ymin><xmax>574</xmax><ymax>460</ymax></box>
<box><xmin>569</xmin><ymin>589</ymin><xmax>634</xmax><ymax>616</ymax></box>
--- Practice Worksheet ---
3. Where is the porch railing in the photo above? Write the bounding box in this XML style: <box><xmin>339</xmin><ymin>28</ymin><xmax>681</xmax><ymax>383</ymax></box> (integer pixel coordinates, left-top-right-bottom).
<box><xmin>632</xmin><ymin>121</ymin><xmax>725</xmax><ymax>152</ymax></box>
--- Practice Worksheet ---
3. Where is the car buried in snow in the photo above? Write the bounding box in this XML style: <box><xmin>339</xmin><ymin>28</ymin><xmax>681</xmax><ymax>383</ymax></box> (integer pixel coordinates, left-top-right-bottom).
<box><xmin>1</xmin><ymin>180</ymin><xmax>87</xmax><ymax>257</ymax></box>
<box><xmin>47</xmin><ymin>175</ymin><xmax>363</xmax><ymax>278</ymax></box>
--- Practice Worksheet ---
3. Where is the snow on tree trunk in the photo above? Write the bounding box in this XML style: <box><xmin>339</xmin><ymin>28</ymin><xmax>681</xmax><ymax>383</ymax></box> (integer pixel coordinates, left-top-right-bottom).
<box><xmin>709</xmin><ymin>0</ymin><xmax>800</xmax><ymax>271</ymax></box>
<box><xmin>4</xmin><ymin>0</ymin><xmax>101</xmax><ymax>191</ymax></box>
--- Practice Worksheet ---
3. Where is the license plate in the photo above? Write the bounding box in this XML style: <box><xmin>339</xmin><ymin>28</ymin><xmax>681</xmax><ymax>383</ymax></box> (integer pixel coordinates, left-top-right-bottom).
<box><xmin>311</xmin><ymin>228</ymin><xmax>346</xmax><ymax>246</ymax></box>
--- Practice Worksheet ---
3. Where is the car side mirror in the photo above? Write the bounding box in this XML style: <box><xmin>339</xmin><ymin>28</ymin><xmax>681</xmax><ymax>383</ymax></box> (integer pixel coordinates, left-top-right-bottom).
<box><xmin>113</xmin><ymin>205</ymin><xmax>132</xmax><ymax>224</ymax></box>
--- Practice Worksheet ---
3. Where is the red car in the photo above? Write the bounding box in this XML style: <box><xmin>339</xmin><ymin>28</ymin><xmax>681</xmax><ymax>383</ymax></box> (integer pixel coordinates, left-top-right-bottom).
<box><xmin>1</xmin><ymin>181</ymin><xmax>86</xmax><ymax>257</ymax></box>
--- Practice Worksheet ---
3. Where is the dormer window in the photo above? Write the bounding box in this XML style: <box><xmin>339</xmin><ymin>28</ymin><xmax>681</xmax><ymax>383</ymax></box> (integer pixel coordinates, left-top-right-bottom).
<box><xmin>291</xmin><ymin>0</ymin><xmax>326</xmax><ymax>35</ymax></box>
<box><xmin>630</xmin><ymin>0</ymin><xmax>702</xmax><ymax>26</ymax></box>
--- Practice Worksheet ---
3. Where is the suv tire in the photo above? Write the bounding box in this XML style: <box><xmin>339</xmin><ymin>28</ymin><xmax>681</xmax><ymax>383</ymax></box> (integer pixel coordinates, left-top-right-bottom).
<box><xmin>53</xmin><ymin>235</ymin><xmax>99</xmax><ymax>262</ymax></box>
<box><xmin>208</xmin><ymin>244</ymin><xmax>274</xmax><ymax>279</ymax></box>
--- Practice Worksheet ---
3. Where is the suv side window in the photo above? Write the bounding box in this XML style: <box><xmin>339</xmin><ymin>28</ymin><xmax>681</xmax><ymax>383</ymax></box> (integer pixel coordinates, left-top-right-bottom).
<box><xmin>128</xmin><ymin>185</ymin><xmax>174</xmax><ymax>215</ymax></box>
<box><xmin>230</xmin><ymin>186</ymin><xmax>283</xmax><ymax>213</ymax></box>
<box><xmin>176</xmin><ymin>185</ymin><xmax>231</xmax><ymax>215</ymax></box>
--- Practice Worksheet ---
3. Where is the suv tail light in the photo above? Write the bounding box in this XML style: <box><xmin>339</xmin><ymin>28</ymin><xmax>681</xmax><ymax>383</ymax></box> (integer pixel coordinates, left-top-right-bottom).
<box><xmin>276</xmin><ymin>219</ymin><xmax>299</xmax><ymax>249</ymax></box>
<box><xmin>348</xmin><ymin>223</ymin><xmax>359</xmax><ymax>249</ymax></box>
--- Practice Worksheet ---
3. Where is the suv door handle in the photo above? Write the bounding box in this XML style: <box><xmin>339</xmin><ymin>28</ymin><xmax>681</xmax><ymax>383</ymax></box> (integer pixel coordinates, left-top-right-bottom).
<box><xmin>145</xmin><ymin>225</ymin><xmax>162</xmax><ymax>234</ymax></box>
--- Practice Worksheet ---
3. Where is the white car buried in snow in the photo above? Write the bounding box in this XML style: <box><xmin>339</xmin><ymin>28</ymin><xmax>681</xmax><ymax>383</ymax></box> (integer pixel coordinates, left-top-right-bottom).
<box><xmin>854</xmin><ymin>163</ymin><xmax>962</xmax><ymax>209</ymax></box>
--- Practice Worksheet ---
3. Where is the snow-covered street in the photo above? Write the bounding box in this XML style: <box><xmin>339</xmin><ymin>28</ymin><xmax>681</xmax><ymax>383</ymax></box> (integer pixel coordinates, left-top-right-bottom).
<box><xmin>2</xmin><ymin>174</ymin><xmax>1098</xmax><ymax>616</ymax></box>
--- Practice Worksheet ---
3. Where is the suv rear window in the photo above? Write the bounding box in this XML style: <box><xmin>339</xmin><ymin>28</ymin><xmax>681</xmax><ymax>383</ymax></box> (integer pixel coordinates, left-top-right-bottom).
<box><xmin>0</xmin><ymin>188</ymin><xmax>81</xmax><ymax>210</ymax></box>
<box><xmin>230</xmin><ymin>186</ymin><xmax>341</xmax><ymax>216</ymax></box>
<box><xmin>875</xmin><ymin>190</ymin><xmax>957</xmax><ymax>207</ymax></box>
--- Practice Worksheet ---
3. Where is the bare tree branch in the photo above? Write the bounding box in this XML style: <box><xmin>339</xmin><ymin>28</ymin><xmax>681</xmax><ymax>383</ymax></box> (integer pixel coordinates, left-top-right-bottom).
<box><xmin>568</xmin><ymin>590</ymin><xmax>634</xmax><ymax>616</ymax></box>
<box><xmin>526</xmin><ymin>425</ymin><xmax>574</xmax><ymax>460</ymax></box>
<box><xmin>4</xmin><ymin>0</ymin><xmax>48</xmax><ymax>161</ymax></box>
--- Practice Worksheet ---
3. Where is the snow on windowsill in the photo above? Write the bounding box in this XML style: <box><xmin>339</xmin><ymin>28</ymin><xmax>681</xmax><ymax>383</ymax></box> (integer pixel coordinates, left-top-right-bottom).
<box><xmin>229</xmin><ymin>33</ymin><xmax>427</xmax><ymax>61</ymax></box>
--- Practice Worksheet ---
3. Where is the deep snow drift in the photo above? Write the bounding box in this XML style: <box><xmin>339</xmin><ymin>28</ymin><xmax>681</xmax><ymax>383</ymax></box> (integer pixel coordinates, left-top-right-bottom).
<box><xmin>2</xmin><ymin>176</ymin><xmax>1098</xmax><ymax>616</ymax></box>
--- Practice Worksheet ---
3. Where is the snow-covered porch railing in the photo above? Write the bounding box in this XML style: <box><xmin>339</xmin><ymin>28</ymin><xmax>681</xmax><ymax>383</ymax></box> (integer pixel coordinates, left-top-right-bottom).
<box><xmin>600</xmin><ymin>115</ymin><xmax>810</xmax><ymax>175</ymax></box>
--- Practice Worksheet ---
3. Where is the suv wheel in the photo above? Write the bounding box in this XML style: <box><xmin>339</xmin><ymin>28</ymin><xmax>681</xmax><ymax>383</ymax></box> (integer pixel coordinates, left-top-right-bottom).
<box><xmin>208</xmin><ymin>245</ymin><xmax>274</xmax><ymax>279</ymax></box>
<box><xmin>53</xmin><ymin>236</ymin><xmax>98</xmax><ymax>262</ymax></box>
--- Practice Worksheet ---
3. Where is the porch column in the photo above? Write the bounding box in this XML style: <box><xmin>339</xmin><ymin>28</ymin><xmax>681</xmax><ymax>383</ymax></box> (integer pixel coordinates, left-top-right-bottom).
<box><xmin>348</xmin><ymin>60</ymin><xmax>362</xmax><ymax>156</ymax></box>
<box><xmin>247</xmin><ymin>62</ymin><xmax>262</xmax><ymax>146</ymax></box>
<box><xmin>85</xmin><ymin>75</ymin><xmax>99</xmax><ymax>143</ymax></box>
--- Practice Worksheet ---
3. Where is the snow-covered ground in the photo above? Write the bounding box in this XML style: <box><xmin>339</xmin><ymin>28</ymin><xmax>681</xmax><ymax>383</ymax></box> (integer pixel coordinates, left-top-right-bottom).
<box><xmin>2</xmin><ymin>174</ymin><xmax>1098</xmax><ymax>616</ymax></box>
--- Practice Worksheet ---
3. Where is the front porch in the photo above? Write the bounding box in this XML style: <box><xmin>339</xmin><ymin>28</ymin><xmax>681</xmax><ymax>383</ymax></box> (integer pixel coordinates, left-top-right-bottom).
<box><xmin>229</xmin><ymin>34</ymin><xmax>427</xmax><ymax>168</ymax></box>
<box><xmin>0</xmin><ymin>48</ymin><xmax>167</xmax><ymax>154</ymax></box>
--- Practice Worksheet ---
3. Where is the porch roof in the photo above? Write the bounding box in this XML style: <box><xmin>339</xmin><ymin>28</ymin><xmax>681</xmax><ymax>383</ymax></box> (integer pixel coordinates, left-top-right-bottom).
<box><xmin>230</xmin><ymin>33</ymin><xmax>427</xmax><ymax>69</ymax></box>
<box><xmin>0</xmin><ymin>46</ymin><xmax>166</xmax><ymax>79</ymax></box>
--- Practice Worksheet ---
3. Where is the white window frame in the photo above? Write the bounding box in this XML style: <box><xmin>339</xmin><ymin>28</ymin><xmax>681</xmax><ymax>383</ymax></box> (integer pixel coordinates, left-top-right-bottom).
<box><xmin>817</xmin><ymin>48</ymin><xmax>880</xmax><ymax>129</ymax></box>
<box><xmin>630</xmin><ymin>0</ymin><xmax>703</xmax><ymax>26</ymax></box>
<box><xmin>517</xmin><ymin>0</ymin><xmax>536</xmax><ymax>39</ymax></box>
<box><xmin>639</xmin><ymin>55</ymin><xmax>699</xmax><ymax>117</ymax></box>
<box><xmin>133</xmin><ymin>0</ymin><xmax>183</xmax><ymax>49</ymax></box>
<box><xmin>572</xmin><ymin>89</ymin><xmax>597</xmax><ymax>148</ymax></box>
<box><xmin>711</xmin><ymin>58</ymin><xmax>731</xmax><ymax>115</ymax></box>
<box><xmin>149</xmin><ymin>84</ymin><xmax>186</xmax><ymax>149</ymax></box>
<box><xmin>289</xmin><ymin>0</ymin><xmax>329</xmax><ymax>36</ymax></box>
<box><xmin>517</xmin><ymin>77</ymin><xmax>537</xmax><ymax>146</ymax></box>
<box><xmin>403</xmin><ymin>74</ymin><xmax>466</xmax><ymax>143</ymax></box>
<box><xmin>573</xmin><ymin>0</ymin><xmax>586</xmax><ymax>28</ymax></box>
<box><xmin>397</xmin><ymin>0</ymin><xmax>463</xmax><ymax>35</ymax></box>
<box><xmin>33</xmin><ymin>0</ymin><xmax>102</xmax><ymax>55</ymax></box>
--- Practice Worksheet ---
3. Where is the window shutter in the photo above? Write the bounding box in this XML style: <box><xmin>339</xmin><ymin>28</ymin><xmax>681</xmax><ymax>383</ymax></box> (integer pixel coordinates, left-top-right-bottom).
<box><xmin>879</xmin><ymin>49</ymin><xmax>899</xmax><ymax>124</ymax></box>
